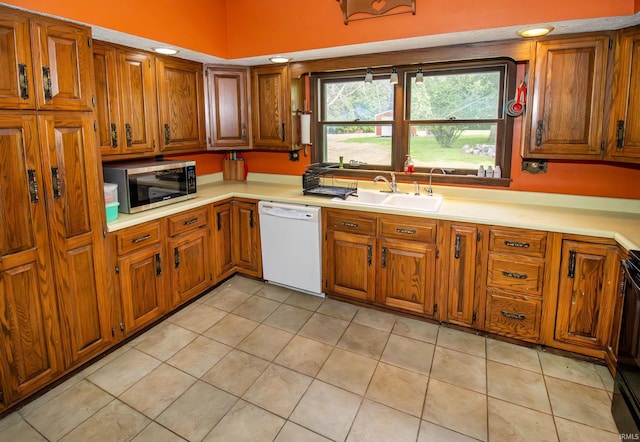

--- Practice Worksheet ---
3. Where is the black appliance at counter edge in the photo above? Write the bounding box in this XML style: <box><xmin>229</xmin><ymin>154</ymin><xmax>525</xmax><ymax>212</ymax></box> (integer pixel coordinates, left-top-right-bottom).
<box><xmin>613</xmin><ymin>249</ymin><xmax>640</xmax><ymax>437</ymax></box>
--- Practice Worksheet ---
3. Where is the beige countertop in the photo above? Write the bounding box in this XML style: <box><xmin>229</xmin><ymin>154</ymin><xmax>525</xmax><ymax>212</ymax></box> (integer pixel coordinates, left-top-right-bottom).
<box><xmin>107</xmin><ymin>173</ymin><xmax>640</xmax><ymax>251</ymax></box>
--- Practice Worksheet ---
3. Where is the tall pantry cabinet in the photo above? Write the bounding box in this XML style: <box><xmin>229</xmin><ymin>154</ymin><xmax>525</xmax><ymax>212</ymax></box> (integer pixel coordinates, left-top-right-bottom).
<box><xmin>0</xmin><ymin>6</ymin><xmax>111</xmax><ymax>410</ymax></box>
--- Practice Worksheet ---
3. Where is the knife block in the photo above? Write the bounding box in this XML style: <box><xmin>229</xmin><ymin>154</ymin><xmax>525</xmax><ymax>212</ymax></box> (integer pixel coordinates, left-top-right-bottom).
<box><xmin>223</xmin><ymin>159</ymin><xmax>245</xmax><ymax>180</ymax></box>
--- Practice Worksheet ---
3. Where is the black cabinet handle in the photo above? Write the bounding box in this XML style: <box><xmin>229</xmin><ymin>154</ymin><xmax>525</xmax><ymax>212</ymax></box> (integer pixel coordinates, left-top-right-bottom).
<box><xmin>616</xmin><ymin>120</ymin><xmax>625</xmax><ymax>149</ymax></box>
<box><xmin>164</xmin><ymin>123</ymin><xmax>171</xmax><ymax>145</ymax></box>
<box><xmin>125</xmin><ymin>123</ymin><xmax>132</xmax><ymax>147</ymax></box>
<box><xmin>111</xmin><ymin>123</ymin><xmax>118</xmax><ymax>147</ymax></box>
<box><xmin>281</xmin><ymin>123</ymin><xmax>285</xmax><ymax>142</ymax></box>
<box><xmin>504</xmin><ymin>240</ymin><xmax>530</xmax><ymax>248</ymax></box>
<box><xmin>19</xmin><ymin>63</ymin><xmax>28</xmax><ymax>99</ymax></box>
<box><xmin>217</xmin><ymin>212</ymin><xmax>222</xmax><ymax>230</ymax></box>
<box><xmin>241</xmin><ymin>122</ymin><xmax>247</xmax><ymax>142</ymax></box>
<box><xmin>174</xmin><ymin>247</ymin><xmax>180</xmax><ymax>269</ymax></box>
<box><xmin>51</xmin><ymin>167</ymin><xmax>61</xmax><ymax>199</ymax></box>
<box><xmin>131</xmin><ymin>234</ymin><xmax>151</xmax><ymax>244</ymax></box>
<box><xmin>367</xmin><ymin>244</ymin><xmax>372</xmax><ymax>267</ymax></box>
<box><xmin>249</xmin><ymin>210</ymin><xmax>254</xmax><ymax>228</ymax></box>
<box><xmin>42</xmin><ymin>66</ymin><xmax>52</xmax><ymax>101</ymax></box>
<box><xmin>381</xmin><ymin>246</ymin><xmax>387</xmax><ymax>268</ymax></box>
<box><xmin>183</xmin><ymin>217</ymin><xmax>199</xmax><ymax>225</ymax></box>
<box><xmin>27</xmin><ymin>169</ymin><xmax>39</xmax><ymax>203</ymax></box>
<box><xmin>396</xmin><ymin>227</ymin><xmax>416</xmax><ymax>235</ymax></box>
<box><xmin>535</xmin><ymin>120</ymin><xmax>543</xmax><ymax>146</ymax></box>
<box><xmin>454</xmin><ymin>233</ymin><xmax>461</xmax><ymax>259</ymax></box>
<box><xmin>342</xmin><ymin>221</ymin><xmax>359</xmax><ymax>228</ymax></box>
<box><xmin>502</xmin><ymin>271</ymin><xmax>528</xmax><ymax>280</ymax></box>
<box><xmin>155</xmin><ymin>253</ymin><xmax>162</xmax><ymax>276</ymax></box>
<box><xmin>568</xmin><ymin>250</ymin><xmax>577</xmax><ymax>279</ymax></box>
<box><xmin>501</xmin><ymin>310</ymin><xmax>526</xmax><ymax>320</ymax></box>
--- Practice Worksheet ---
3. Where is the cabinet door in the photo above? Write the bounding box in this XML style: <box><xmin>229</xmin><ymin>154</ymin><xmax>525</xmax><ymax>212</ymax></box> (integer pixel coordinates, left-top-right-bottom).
<box><xmin>168</xmin><ymin>227</ymin><xmax>211</xmax><ymax>307</ymax></box>
<box><xmin>555</xmin><ymin>240</ymin><xmax>619</xmax><ymax>350</ymax></box>
<box><xmin>117</xmin><ymin>49</ymin><xmax>157</xmax><ymax>154</ymax></box>
<box><xmin>0</xmin><ymin>10</ymin><xmax>35</xmax><ymax>109</ymax></box>
<box><xmin>207</xmin><ymin>67</ymin><xmax>251</xmax><ymax>149</ymax></box>
<box><xmin>156</xmin><ymin>57</ymin><xmax>206</xmax><ymax>151</ymax></box>
<box><xmin>38</xmin><ymin>114</ymin><xmax>112</xmax><ymax>366</ymax></box>
<box><xmin>93</xmin><ymin>42</ymin><xmax>121</xmax><ymax>155</ymax></box>
<box><xmin>0</xmin><ymin>115</ymin><xmax>62</xmax><ymax>405</ymax></box>
<box><xmin>378</xmin><ymin>238</ymin><xmax>437</xmax><ymax>316</ymax></box>
<box><xmin>251</xmin><ymin>64</ymin><xmax>291</xmax><ymax>149</ymax></box>
<box><xmin>212</xmin><ymin>203</ymin><xmax>234</xmax><ymax>281</ymax></box>
<box><xmin>118</xmin><ymin>244</ymin><xmax>166</xmax><ymax>333</ymax></box>
<box><xmin>608</xmin><ymin>28</ymin><xmax>640</xmax><ymax>163</ymax></box>
<box><xmin>30</xmin><ymin>18</ymin><xmax>93</xmax><ymax>111</ymax></box>
<box><xmin>525</xmin><ymin>36</ymin><xmax>609</xmax><ymax>158</ymax></box>
<box><xmin>447</xmin><ymin>224</ymin><xmax>480</xmax><ymax>327</ymax></box>
<box><xmin>232</xmin><ymin>201</ymin><xmax>261</xmax><ymax>276</ymax></box>
<box><xmin>325</xmin><ymin>230</ymin><xmax>376</xmax><ymax>302</ymax></box>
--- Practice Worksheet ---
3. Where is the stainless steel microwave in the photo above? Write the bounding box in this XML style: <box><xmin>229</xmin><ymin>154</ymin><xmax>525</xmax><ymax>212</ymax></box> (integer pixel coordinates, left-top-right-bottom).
<box><xmin>103</xmin><ymin>160</ymin><xmax>197</xmax><ymax>213</ymax></box>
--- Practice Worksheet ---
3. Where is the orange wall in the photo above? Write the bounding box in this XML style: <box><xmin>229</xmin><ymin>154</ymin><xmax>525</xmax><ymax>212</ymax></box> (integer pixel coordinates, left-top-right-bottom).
<box><xmin>5</xmin><ymin>0</ymin><xmax>636</xmax><ymax>59</ymax></box>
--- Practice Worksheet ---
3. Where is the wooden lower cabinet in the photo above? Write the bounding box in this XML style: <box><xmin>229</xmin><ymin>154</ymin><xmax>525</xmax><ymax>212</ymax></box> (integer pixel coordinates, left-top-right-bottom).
<box><xmin>445</xmin><ymin>223</ymin><xmax>484</xmax><ymax>328</ymax></box>
<box><xmin>212</xmin><ymin>203</ymin><xmax>234</xmax><ymax>281</ymax></box>
<box><xmin>554</xmin><ymin>240</ymin><xmax>620</xmax><ymax>352</ymax></box>
<box><xmin>167</xmin><ymin>208</ymin><xmax>211</xmax><ymax>307</ymax></box>
<box><xmin>114</xmin><ymin>221</ymin><xmax>166</xmax><ymax>335</ymax></box>
<box><xmin>325</xmin><ymin>230</ymin><xmax>376</xmax><ymax>302</ymax></box>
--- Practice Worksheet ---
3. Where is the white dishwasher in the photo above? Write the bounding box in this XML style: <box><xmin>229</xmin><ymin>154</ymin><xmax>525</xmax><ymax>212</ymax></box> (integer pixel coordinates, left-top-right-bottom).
<box><xmin>258</xmin><ymin>201</ymin><xmax>324</xmax><ymax>297</ymax></box>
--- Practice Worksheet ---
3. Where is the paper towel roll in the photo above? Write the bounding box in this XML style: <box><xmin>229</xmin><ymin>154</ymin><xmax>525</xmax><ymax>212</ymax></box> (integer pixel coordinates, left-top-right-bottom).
<box><xmin>300</xmin><ymin>113</ymin><xmax>311</xmax><ymax>145</ymax></box>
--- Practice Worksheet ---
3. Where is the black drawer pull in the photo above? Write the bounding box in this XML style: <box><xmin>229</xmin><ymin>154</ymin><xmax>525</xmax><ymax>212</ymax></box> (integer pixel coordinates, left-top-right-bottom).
<box><xmin>131</xmin><ymin>234</ymin><xmax>151</xmax><ymax>244</ymax></box>
<box><xmin>27</xmin><ymin>169</ymin><xmax>39</xmax><ymax>203</ymax></box>
<box><xmin>504</xmin><ymin>240</ymin><xmax>530</xmax><ymax>248</ymax></box>
<box><xmin>502</xmin><ymin>271</ymin><xmax>528</xmax><ymax>280</ymax></box>
<box><xmin>501</xmin><ymin>310</ymin><xmax>526</xmax><ymax>321</ymax></box>
<box><xmin>342</xmin><ymin>221</ymin><xmax>359</xmax><ymax>228</ymax></box>
<box><xmin>19</xmin><ymin>63</ymin><xmax>28</xmax><ymax>99</ymax></box>
<box><xmin>51</xmin><ymin>167</ymin><xmax>61</xmax><ymax>199</ymax></box>
<box><xmin>111</xmin><ymin>123</ymin><xmax>118</xmax><ymax>147</ymax></box>
<box><xmin>183</xmin><ymin>217</ymin><xmax>199</xmax><ymax>225</ymax></box>
<box><xmin>42</xmin><ymin>66</ymin><xmax>52</xmax><ymax>101</ymax></box>
<box><xmin>396</xmin><ymin>227</ymin><xmax>416</xmax><ymax>235</ymax></box>
<box><xmin>125</xmin><ymin>123</ymin><xmax>133</xmax><ymax>147</ymax></box>
<box><xmin>454</xmin><ymin>233</ymin><xmax>461</xmax><ymax>259</ymax></box>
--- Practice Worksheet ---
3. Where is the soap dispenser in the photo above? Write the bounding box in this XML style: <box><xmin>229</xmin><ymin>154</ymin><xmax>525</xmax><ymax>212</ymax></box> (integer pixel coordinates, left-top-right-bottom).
<box><xmin>404</xmin><ymin>155</ymin><xmax>414</xmax><ymax>173</ymax></box>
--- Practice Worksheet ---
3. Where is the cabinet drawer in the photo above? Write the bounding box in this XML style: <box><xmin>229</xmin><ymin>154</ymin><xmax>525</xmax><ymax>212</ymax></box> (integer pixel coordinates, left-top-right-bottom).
<box><xmin>485</xmin><ymin>290</ymin><xmax>542</xmax><ymax>341</ymax></box>
<box><xmin>115</xmin><ymin>221</ymin><xmax>162</xmax><ymax>255</ymax></box>
<box><xmin>487</xmin><ymin>253</ymin><xmax>544</xmax><ymax>296</ymax></box>
<box><xmin>326</xmin><ymin>210</ymin><xmax>376</xmax><ymax>235</ymax></box>
<box><xmin>379</xmin><ymin>216</ymin><xmax>436</xmax><ymax>243</ymax></box>
<box><xmin>167</xmin><ymin>206</ymin><xmax>209</xmax><ymax>237</ymax></box>
<box><xmin>489</xmin><ymin>228</ymin><xmax>547</xmax><ymax>257</ymax></box>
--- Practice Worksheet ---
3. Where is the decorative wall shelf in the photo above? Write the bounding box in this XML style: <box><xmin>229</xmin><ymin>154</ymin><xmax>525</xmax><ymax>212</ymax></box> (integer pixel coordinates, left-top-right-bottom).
<box><xmin>337</xmin><ymin>0</ymin><xmax>416</xmax><ymax>24</ymax></box>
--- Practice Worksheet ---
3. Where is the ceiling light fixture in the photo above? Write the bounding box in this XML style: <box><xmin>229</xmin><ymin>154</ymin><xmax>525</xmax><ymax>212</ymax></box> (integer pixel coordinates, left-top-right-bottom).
<box><xmin>390</xmin><ymin>67</ymin><xmax>398</xmax><ymax>84</ymax></box>
<box><xmin>516</xmin><ymin>25</ymin><xmax>554</xmax><ymax>38</ymax></box>
<box><xmin>153</xmin><ymin>47</ymin><xmax>178</xmax><ymax>55</ymax></box>
<box><xmin>415</xmin><ymin>66</ymin><xmax>424</xmax><ymax>84</ymax></box>
<box><xmin>364</xmin><ymin>68</ymin><xmax>373</xmax><ymax>83</ymax></box>
<box><xmin>269</xmin><ymin>56</ymin><xmax>291</xmax><ymax>63</ymax></box>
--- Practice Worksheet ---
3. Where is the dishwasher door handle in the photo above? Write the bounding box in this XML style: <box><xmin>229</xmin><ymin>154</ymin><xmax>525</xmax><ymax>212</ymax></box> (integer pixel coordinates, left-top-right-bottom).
<box><xmin>261</xmin><ymin>207</ymin><xmax>314</xmax><ymax>220</ymax></box>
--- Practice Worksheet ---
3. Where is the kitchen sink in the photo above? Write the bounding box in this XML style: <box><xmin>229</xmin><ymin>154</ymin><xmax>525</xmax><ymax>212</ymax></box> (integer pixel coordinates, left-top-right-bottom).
<box><xmin>332</xmin><ymin>189</ymin><xmax>443</xmax><ymax>212</ymax></box>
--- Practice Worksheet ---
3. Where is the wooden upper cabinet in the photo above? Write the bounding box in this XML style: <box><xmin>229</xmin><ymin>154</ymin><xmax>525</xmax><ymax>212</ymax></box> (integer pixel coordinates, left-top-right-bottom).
<box><xmin>206</xmin><ymin>66</ymin><xmax>252</xmax><ymax>149</ymax></box>
<box><xmin>251</xmin><ymin>64</ymin><xmax>292</xmax><ymax>150</ymax></box>
<box><xmin>0</xmin><ymin>10</ymin><xmax>35</xmax><ymax>109</ymax></box>
<box><xmin>30</xmin><ymin>17</ymin><xmax>93</xmax><ymax>111</ymax></box>
<box><xmin>607</xmin><ymin>27</ymin><xmax>640</xmax><ymax>163</ymax></box>
<box><xmin>525</xmin><ymin>35</ymin><xmax>610</xmax><ymax>159</ymax></box>
<box><xmin>117</xmin><ymin>48</ymin><xmax>158</xmax><ymax>154</ymax></box>
<box><xmin>0</xmin><ymin>114</ymin><xmax>62</xmax><ymax>404</ymax></box>
<box><xmin>555</xmin><ymin>240</ymin><xmax>619</xmax><ymax>351</ymax></box>
<box><xmin>156</xmin><ymin>56</ymin><xmax>206</xmax><ymax>152</ymax></box>
<box><xmin>92</xmin><ymin>42</ymin><xmax>121</xmax><ymax>155</ymax></box>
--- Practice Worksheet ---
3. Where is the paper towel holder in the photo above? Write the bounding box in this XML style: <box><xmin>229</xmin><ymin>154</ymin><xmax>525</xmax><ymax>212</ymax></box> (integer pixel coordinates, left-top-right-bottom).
<box><xmin>295</xmin><ymin>110</ymin><xmax>312</xmax><ymax>147</ymax></box>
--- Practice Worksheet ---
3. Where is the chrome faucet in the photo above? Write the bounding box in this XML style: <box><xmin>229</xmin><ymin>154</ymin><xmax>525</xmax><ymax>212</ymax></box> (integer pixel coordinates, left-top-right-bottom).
<box><xmin>427</xmin><ymin>168</ymin><xmax>447</xmax><ymax>196</ymax></box>
<box><xmin>373</xmin><ymin>172</ymin><xmax>398</xmax><ymax>193</ymax></box>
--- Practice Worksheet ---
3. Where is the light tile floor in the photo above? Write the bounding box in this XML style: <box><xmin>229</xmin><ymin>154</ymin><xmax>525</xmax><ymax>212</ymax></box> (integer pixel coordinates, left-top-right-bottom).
<box><xmin>0</xmin><ymin>276</ymin><xmax>622</xmax><ymax>441</ymax></box>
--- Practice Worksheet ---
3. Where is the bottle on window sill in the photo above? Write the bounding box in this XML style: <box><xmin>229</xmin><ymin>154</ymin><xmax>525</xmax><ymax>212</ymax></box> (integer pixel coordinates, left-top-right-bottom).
<box><xmin>493</xmin><ymin>165</ymin><xmax>501</xmax><ymax>178</ymax></box>
<box><xmin>404</xmin><ymin>155</ymin><xmax>414</xmax><ymax>173</ymax></box>
<box><xmin>478</xmin><ymin>165</ymin><xmax>485</xmax><ymax>177</ymax></box>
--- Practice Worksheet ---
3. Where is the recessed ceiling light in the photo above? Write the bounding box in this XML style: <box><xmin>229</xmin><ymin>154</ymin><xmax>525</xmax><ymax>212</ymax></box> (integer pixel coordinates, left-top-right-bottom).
<box><xmin>269</xmin><ymin>56</ymin><xmax>291</xmax><ymax>63</ymax></box>
<box><xmin>153</xmin><ymin>47</ymin><xmax>178</xmax><ymax>55</ymax></box>
<box><xmin>516</xmin><ymin>26</ymin><xmax>555</xmax><ymax>38</ymax></box>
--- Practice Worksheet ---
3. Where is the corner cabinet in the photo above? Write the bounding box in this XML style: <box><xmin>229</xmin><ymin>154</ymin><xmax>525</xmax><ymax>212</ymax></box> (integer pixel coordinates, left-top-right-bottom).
<box><xmin>156</xmin><ymin>56</ymin><xmax>206</xmax><ymax>152</ymax></box>
<box><xmin>524</xmin><ymin>35</ymin><xmax>610</xmax><ymax>159</ymax></box>
<box><xmin>554</xmin><ymin>239</ymin><xmax>620</xmax><ymax>354</ymax></box>
<box><xmin>607</xmin><ymin>27</ymin><xmax>640</xmax><ymax>163</ymax></box>
<box><xmin>251</xmin><ymin>64</ymin><xmax>301</xmax><ymax>150</ymax></box>
<box><xmin>206</xmin><ymin>66</ymin><xmax>252</xmax><ymax>149</ymax></box>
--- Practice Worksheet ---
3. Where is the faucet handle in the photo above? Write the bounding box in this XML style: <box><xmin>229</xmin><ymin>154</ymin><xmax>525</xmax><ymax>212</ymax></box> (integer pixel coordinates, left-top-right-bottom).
<box><xmin>413</xmin><ymin>181</ymin><xmax>420</xmax><ymax>195</ymax></box>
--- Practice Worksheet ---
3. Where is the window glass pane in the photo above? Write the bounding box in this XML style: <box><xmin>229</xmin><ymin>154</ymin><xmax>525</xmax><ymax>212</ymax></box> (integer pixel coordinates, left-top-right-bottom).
<box><xmin>408</xmin><ymin>123</ymin><xmax>496</xmax><ymax>170</ymax></box>
<box><xmin>410</xmin><ymin>71</ymin><xmax>501</xmax><ymax>120</ymax></box>
<box><xmin>323</xmin><ymin>79</ymin><xmax>394</xmax><ymax>121</ymax></box>
<box><xmin>324</xmin><ymin>124</ymin><xmax>392</xmax><ymax>166</ymax></box>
